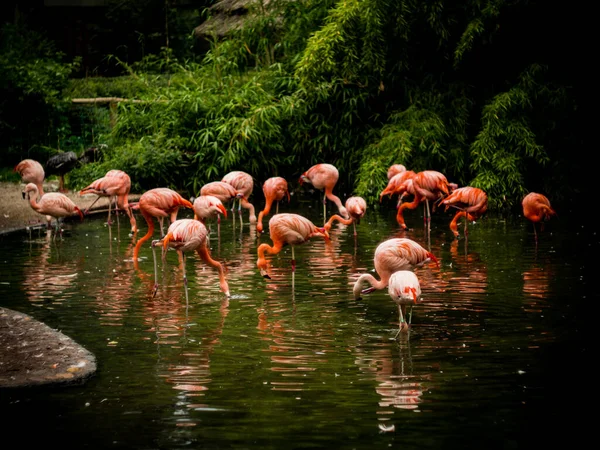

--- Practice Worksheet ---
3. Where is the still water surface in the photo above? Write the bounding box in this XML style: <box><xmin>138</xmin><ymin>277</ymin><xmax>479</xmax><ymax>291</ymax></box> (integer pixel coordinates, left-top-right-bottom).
<box><xmin>0</xmin><ymin>200</ymin><xmax>592</xmax><ymax>449</ymax></box>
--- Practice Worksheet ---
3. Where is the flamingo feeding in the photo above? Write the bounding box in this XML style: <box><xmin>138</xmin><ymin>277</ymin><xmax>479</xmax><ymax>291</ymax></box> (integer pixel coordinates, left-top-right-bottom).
<box><xmin>388</xmin><ymin>270</ymin><xmax>422</xmax><ymax>335</ymax></box>
<box><xmin>256</xmin><ymin>176</ymin><xmax>290</xmax><ymax>233</ymax></box>
<box><xmin>22</xmin><ymin>183</ymin><xmax>84</xmax><ymax>234</ymax></box>
<box><xmin>200</xmin><ymin>181</ymin><xmax>244</xmax><ymax>223</ymax></box>
<box><xmin>193</xmin><ymin>195</ymin><xmax>227</xmax><ymax>224</ymax></box>
<box><xmin>133</xmin><ymin>188</ymin><xmax>193</xmax><ymax>261</ymax></box>
<box><xmin>324</xmin><ymin>196</ymin><xmax>367</xmax><ymax>236</ymax></box>
<box><xmin>222</xmin><ymin>171</ymin><xmax>257</xmax><ymax>224</ymax></box>
<box><xmin>257</xmin><ymin>213</ymin><xmax>329</xmax><ymax>278</ymax></box>
<box><xmin>441</xmin><ymin>186</ymin><xmax>488</xmax><ymax>238</ymax></box>
<box><xmin>15</xmin><ymin>159</ymin><xmax>45</xmax><ymax>199</ymax></box>
<box><xmin>299</xmin><ymin>163</ymin><xmax>349</xmax><ymax>223</ymax></box>
<box><xmin>79</xmin><ymin>169</ymin><xmax>137</xmax><ymax>232</ymax></box>
<box><xmin>353</xmin><ymin>237</ymin><xmax>438</xmax><ymax>299</ymax></box>
<box><xmin>155</xmin><ymin>218</ymin><xmax>230</xmax><ymax>297</ymax></box>
<box><xmin>522</xmin><ymin>192</ymin><xmax>556</xmax><ymax>241</ymax></box>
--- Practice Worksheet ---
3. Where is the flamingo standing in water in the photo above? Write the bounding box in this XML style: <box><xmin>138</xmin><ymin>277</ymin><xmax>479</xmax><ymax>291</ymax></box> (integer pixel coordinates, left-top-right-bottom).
<box><xmin>15</xmin><ymin>159</ymin><xmax>45</xmax><ymax>199</ymax></box>
<box><xmin>79</xmin><ymin>169</ymin><xmax>137</xmax><ymax>233</ymax></box>
<box><xmin>193</xmin><ymin>195</ymin><xmax>227</xmax><ymax>225</ymax></box>
<box><xmin>257</xmin><ymin>213</ymin><xmax>329</xmax><ymax>278</ymax></box>
<box><xmin>22</xmin><ymin>183</ymin><xmax>83</xmax><ymax>234</ymax></box>
<box><xmin>256</xmin><ymin>176</ymin><xmax>290</xmax><ymax>233</ymax></box>
<box><xmin>522</xmin><ymin>192</ymin><xmax>556</xmax><ymax>241</ymax></box>
<box><xmin>222</xmin><ymin>171</ymin><xmax>257</xmax><ymax>224</ymax></box>
<box><xmin>200</xmin><ymin>181</ymin><xmax>244</xmax><ymax>224</ymax></box>
<box><xmin>155</xmin><ymin>218</ymin><xmax>230</xmax><ymax>297</ymax></box>
<box><xmin>387</xmin><ymin>164</ymin><xmax>407</xmax><ymax>180</ymax></box>
<box><xmin>299</xmin><ymin>163</ymin><xmax>349</xmax><ymax>223</ymax></box>
<box><xmin>441</xmin><ymin>186</ymin><xmax>488</xmax><ymax>238</ymax></box>
<box><xmin>388</xmin><ymin>270</ymin><xmax>422</xmax><ymax>336</ymax></box>
<box><xmin>353</xmin><ymin>237</ymin><xmax>438</xmax><ymax>299</ymax></box>
<box><xmin>133</xmin><ymin>188</ymin><xmax>193</xmax><ymax>261</ymax></box>
<box><xmin>323</xmin><ymin>196</ymin><xmax>367</xmax><ymax>236</ymax></box>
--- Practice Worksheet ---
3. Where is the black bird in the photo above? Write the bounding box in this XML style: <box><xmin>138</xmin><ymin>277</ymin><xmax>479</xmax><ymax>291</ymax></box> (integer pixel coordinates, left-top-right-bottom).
<box><xmin>45</xmin><ymin>151</ymin><xmax>78</xmax><ymax>193</ymax></box>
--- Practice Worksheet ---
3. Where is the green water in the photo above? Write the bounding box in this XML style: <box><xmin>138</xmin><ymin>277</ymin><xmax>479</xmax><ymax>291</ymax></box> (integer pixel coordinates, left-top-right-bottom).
<box><xmin>0</xmin><ymin>199</ymin><xmax>592</xmax><ymax>449</ymax></box>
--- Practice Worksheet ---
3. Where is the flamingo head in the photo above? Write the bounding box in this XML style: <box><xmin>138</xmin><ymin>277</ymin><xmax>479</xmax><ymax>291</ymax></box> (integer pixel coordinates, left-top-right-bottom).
<box><xmin>298</xmin><ymin>174</ymin><xmax>307</xmax><ymax>185</ymax></box>
<box><xmin>216</xmin><ymin>202</ymin><xmax>227</xmax><ymax>218</ymax></box>
<box><xmin>427</xmin><ymin>252</ymin><xmax>440</xmax><ymax>268</ymax></box>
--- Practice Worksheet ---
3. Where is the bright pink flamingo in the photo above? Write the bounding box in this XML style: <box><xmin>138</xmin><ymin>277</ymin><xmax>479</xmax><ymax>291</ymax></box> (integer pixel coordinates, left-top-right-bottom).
<box><xmin>133</xmin><ymin>188</ymin><xmax>193</xmax><ymax>262</ymax></box>
<box><xmin>222</xmin><ymin>171</ymin><xmax>256</xmax><ymax>224</ymax></box>
<box><xmin>256</xmin><ymin>176</ymin><xmax>290</xmax><ymax>233</ymax></box>
<box><xmin>323</xmin><ymin>196</ymin><xmax>367</xmax><ymax>236</ymax></box>
<box><xmin>353</xmin><ymin>237</ymin><xmax>438</xmax><ymax>299</ymax></box>
<box><xmin>22</xmin><ymin>183</ymin><xmax>83</xmax><ymax>234</ymax></box>
<box><xmin>79</xmin><ymin>169</ymin><xmax>137</xmax><ymax>232</ymax></box>
<box><xmin>522</xmin><ymin>192</ymin><xmax>556</xmax><ymax>242</ymax></box>
<box><xmin>257</xmin><ymin>213</ymin><xmax>329</xmax><ymax>278</ymax></box>
<box><xmin>387</xmin><ymin>164</ymin><xmax>407</xmax><ymax>180</ymax></box>
<box><xmin>15</xmin><ymin>159</ymin><xmax>45</xmax><ymax>198</ymax></box>
<box><xmin>299</xmin><ymin>163</ymin><xmax>349</xmax><ymax>222</ymax></box>
<box><xmin>156</xmin><ymin>218</ymin><xmax>230</xmax><ymax>297</ymax></box>
<box><xmin>441</xmin><ymin>186</ymin><xmax>488</xmax><ymax>238</ymax></box>
<box><xmin>388</xmin><ymin>270</ymin><xmax>422</xmax><ymax>335</ymax></box>
<box><xmin>200</xmin><ymin>181</ymin><xmax>243</xmax><ymax>223</ymax></box>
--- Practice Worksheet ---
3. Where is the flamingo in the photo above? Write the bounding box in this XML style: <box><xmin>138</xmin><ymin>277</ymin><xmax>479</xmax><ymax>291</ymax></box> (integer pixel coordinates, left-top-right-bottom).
<box><xmin>380</xmin><ymin>170</ymin><xmax>417</xmax><ymax>202</ymax></box>
<box><xmin>388</xmin><ymin>270</ymin><xmax>422</xmax><ymax>336</ymax></box>
<box><xmin>155</xmin><ymin>218</ymin><xmax>230</xmax><ymax>297</ymax></box>
<box><xmin>387</xmin><ymin>164</ymin><xmax>407</xmax><ymax>180</ymax></box>
<box><xmin>522</xmin><ymin>192</ymin><xmax>556</xmax><ymax>241</ymax></box>
<box><xmin>133</xmin><ymin>188</ymin><xmax>193</xmax><ymax>261</ymax></box>
<box><xmin>200</xmin><ymin>181</ymin><xmax>244</xmax><ymax>224</ymax></box>
<box><xmin>222</xmin><ymin>171</ymin><xmax>257</xmax><ymax>224</ymax></box>
<box><xmin>22</xmin><ymin>183</ymin><xmax>83</xmax><ymax>234</ymax></box>
<box><xmin>299</xmin><ymin>163</ymin><xmax>349</xmax><ymax>222</ymax></box>
<box><xmin>324</xmin><ymin>196</ymin><xmax>367</xmax><ymax>236</ymax></box>
<box><xmin>257</xmin><ymin>213</ymin><xmax>329</xmax><ymax>278</ymax></box>
<box><xmin>79</xmin><ymin>169</ymin><xmax>137</xmax><ymax>232</ymax></box>
<box><xmin>15</xmin><ymin>159</ymin><xmax>45</xmax><ymax>199</ymax></box>
<box><xmin>441</xmin><ymin>186</ymin><xmax>488</xmax><ymax>238</ymax></box>
<box><xmin>256</xmin><ymin>176</ymin><xmax>290</xmax><ymax>233</ymax></box>
<box><xmin>193</xmin><ymin>195</ymin><xmax>227</xmax><ymax>224</ymax></box>
<box><xmin>397</xmin><ymin>170</ymin><xmax>455</xmax><ymax>230</ymax></box>
<box><xmin>353</xmin><ymin>237</ymin><xmax>438</xmax><ymax>299</ymax></box>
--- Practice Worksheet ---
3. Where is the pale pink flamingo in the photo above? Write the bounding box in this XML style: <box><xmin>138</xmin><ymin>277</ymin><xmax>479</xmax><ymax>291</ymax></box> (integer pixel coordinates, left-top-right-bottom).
<box><xmin>79</xmin><ymin>169</ymin><xmax>137</xmax><ymax>232</ymax></box>
<box><xmin>222</xmin><ymin>171</ymin><xmax>257</xmax><ymax>224</ymax></box>
<box><xmin>15</xmin><ymin>159</ymin><xmax>45</xmax><ymax>199</ymax></box>
<box><xmin>387</xmin><ymin>164</ymin><xmax>407</xmax><ymax>180</ymax></box>
<box><xmin>155</xmin><ymin>218</ymin><xmax>230</xmax><ymax>297</ymax></box>
<box><xmin>22</xmin><ymin>183</ymin><xmax>83</xmax><ymax>234</ymax></box>
<box><xmin>133</xmin><ymin>188</ymin><xmax>193</xmax><ymax>262</ymax></box>
<box><xmin>299</xmin><ymin>163</ymin><xmax>349</xmax><ymax>222</ymax></box>
<box><xmin>193</xmin><ymin>195</ymin><xmax>227</xmax><ymax>224</ymax></box>
<box><xmin>257</xmin><ymin>213</ymin><xmax>329</xmax><ymax>278</ymax></box>
<box><xmin>441</xmin><ymin>186</ymin><xmax>488</xmax><ymax>238</ymax></box>
<box><xmin>200</xmin><ymin>181</ymin><xmax>244</xmax><ymax>224</ymax></box>
<box><xmin>323</xmin><ymin>196</ymin><xmax>367</xmax><ymax>236</ymax></box>
<box><xmin>256</xmin><ymin>176</ymin><xmax>290</xmax><ymax>233</ymax></box>
<box><xmin>388</xmin><ymin>270</ymin><xmax>422</xmax><ymax>335</ymax></box>
<box><xmin>353</xmin><ymin>238</ymin><xmax>438</xmax><ymax>299</ymax></box>
<box><xmin>522</xmin><ymin>192</ymin><xmax>557</xmax><ymax>242</ymax></box>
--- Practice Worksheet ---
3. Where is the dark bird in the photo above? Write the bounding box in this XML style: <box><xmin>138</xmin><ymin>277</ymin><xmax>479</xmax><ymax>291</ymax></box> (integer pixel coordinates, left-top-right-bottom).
<box><xmin>45</xmin><ymin>151</ymin><xmax>78</xmax><ymax>193</ymax></box>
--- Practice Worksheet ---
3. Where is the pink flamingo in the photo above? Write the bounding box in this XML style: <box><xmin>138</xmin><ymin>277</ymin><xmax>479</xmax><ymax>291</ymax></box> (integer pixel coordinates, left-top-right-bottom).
<box><xmin>299</xmin><ymin>163</ymin><xmax>349</xmax><ymax>222</ymax></box>
<box><xmin>353</xmin><ymin>237</ymin><xmax>438</xmax><ymax>299</ymax></box>
<box><xmin>133</xmin><ymin>188</ymin><xmax>193</xmax><ymax>262</ymax></box>
<box><xmin>15</xmin><ymin>159</ymin><xmax>45</xmax><ymax>199</ymax></box>
<box><xmin>222</xmin><ymin>171</ymin><xmax>257</xmax><ymax>224</ymax></box>
<box><xmin>388</xmin><ymin>270</ymin><xmax>422</xmax><ymax>335</ymax></box>
<box><xmin>22</xmin><ymin>183</ymin><xmax>83</xmax><ymax>234</ymax></box>
<box><xmin>324</xmin><ymin>196</ymin><xmax>367</xmax><ymax>236</ymax></box>
<box><xmin>387</xmin><ymin>164</ymin><xmax>407</xmax><ymax>180</ymax></box>
<box><xmin>200</xmin><ymin>181</ymin><xmax>244</xmax><ymax>224</ymax></box>
<box><xmin>79</xmin><ymin>169</ymin><xmax>137</xmax><ymax>232</ymax></box>
<box><xmin>256</xmin><ymin>176</ymin><xmax>290</xmax><ymax>233</ymax></box>
<box><xmin>441</xmin><ymin>186</ymin><xmax>488</xmax><ymax>238</ymax></box>
<box><xmin>156</xmin><ymin>218</ymin><xmax>230</xmax><ymax>297</ymax></box>
<box><xmin>257</xmin><ymin>213</ymin><xmax>329</xmax><ymax>278</ymax></box>
<box><xmin>522</xmin><ymin>192</ymin><xmax>557</xmax><ymax>242</ymax></box>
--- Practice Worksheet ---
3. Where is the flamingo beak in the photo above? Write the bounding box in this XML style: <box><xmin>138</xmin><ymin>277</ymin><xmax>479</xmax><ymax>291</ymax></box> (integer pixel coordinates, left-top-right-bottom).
<box><xmin>319</xmin><ymin>227</ymin><xmax>330</xmax><ymax>239</ymax></box>
<box><xmin>428</xmin><ymin>252</ymin><xmax>440</xmax><ymax>268</ymax></box>
<box><xmin>298</xmin><ymin>175</ymin><xmax>305</xmax><ymax>185</ymax></box>
<box><xmin>22</xmin><ymin>191</ymin><xmax>26</xmax><ymax>200</ymax></box>
<box><xmin>218</xmin><ymin>204</ymin><xmax>227</xmax><ymax>218</ymax></box>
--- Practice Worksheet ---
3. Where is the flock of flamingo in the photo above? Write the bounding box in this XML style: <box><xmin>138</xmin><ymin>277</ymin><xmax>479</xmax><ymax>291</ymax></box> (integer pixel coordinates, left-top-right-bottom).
<box><xmin>14</xmin><ymin>159</ymin><xmax>556</xmax><ymax>335</ymax></box>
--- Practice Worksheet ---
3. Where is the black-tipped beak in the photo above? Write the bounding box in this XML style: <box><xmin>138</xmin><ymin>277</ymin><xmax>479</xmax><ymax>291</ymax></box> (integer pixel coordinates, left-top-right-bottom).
<box><xmin>21</xmin><ymin>191</ymin><xmax>26</xmax><ymax>200</ymax></box>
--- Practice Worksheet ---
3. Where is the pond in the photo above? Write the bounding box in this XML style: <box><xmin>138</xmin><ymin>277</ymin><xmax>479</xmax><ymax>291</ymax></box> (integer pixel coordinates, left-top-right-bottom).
<box><xmin>0</xmin><ymin>196</ymin><xmax>592</xmax><ymax>449</ymax></box>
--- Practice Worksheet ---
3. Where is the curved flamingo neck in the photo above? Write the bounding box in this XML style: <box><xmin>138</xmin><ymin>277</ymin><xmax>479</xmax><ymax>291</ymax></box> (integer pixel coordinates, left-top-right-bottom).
<box><xmin>133</xmin><ymin>211</ymin><xmax>156</xmax><ymax>260</ymax></box>
<box><xmin>324</xmin><ymin>214</ymin><xmax>353</xmax><ymax>231</ymax></box>
<box><xmin>353</xmin><ymin>273</ymin><xmax>387</xmax><ymax>299</ymax></box>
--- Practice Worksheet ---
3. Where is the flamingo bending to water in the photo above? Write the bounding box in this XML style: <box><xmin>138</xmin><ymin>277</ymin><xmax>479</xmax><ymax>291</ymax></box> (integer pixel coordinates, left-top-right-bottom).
<box><xmin>299</xmin><ymin>163</ymin><xmax>349</xmax><ymax>222</ymax></box>
<box><xmin>324</xmin><ymin>196</ymin><xmax>367</xmax><ymax>236</ymax></box>
<box><xmin>256</xmin><ymin>177</ymin><xmax>290</xmax><ymax>233</ymax></box>
<box><xmin>441</xmin><ymin>186</ymin><xmax>488</xmax><ymax>238</ymax></box>
<box><xmin>522</xmin><ymin>192</ymin><xmax>556</xmax><ymax>241</ymax></box>
<box><xmin>222</xmin><ymin>171</ymin><xmax>257</xmax><ymax>224</ymax></box>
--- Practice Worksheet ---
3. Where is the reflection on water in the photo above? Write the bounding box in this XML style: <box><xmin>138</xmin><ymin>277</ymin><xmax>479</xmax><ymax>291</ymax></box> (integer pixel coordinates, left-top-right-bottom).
<box><xmin>0</xmin><ymin>206</ymin><xmax>591</xmax><ymax>449</ymax></box>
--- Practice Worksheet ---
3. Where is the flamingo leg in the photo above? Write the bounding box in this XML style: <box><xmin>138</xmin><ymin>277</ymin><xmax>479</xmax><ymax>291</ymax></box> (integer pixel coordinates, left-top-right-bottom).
<box><xmin>181</xmin><ymin>252</ymin><xmax>189</xmax><ymax>306</ymax></box>
<box><xmin>323</xmin><ymin>195</ymin><xmax>327</xmax><ymax>224</ymax></box>
<box><xmin>107</xmin><ymin>198</ymin><xmax>112</xmax><ymax>225</ymax></box>
<box><xmin>151</xmin><ymin>240</ymin><xmax>159</xmax><ymax>297</ymax></box>
<box><xmin>291</xmin><ymin>246</ymin><xmax>296</xmax><ymax>272</ymax></box>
